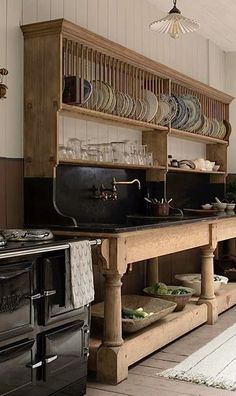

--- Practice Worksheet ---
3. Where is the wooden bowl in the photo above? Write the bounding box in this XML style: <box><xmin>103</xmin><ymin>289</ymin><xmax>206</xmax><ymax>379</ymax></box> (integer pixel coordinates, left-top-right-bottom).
<box><xmin>143</xmin><ymin>285</ymin><xmax>195</xmax><ymax>312</ymax></box>
<box><xmin>91</xmin><ymin>294</ymin><xmax>177</xmax><ymax>334</ymax></box>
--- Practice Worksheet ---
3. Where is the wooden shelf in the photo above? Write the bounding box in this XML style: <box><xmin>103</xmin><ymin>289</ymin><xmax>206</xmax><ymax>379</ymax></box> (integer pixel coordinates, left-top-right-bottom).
<box><xmin>89</xmin><ymin>283</ymin><xmax>236</xmax><ymax>372</ymax></box>
<box><xmin>59</xmin><ymin>104</ymin><xmax>169</xmax><ymax>133</ymax></box>
<box><xmin>59</xmin><ymin>159</ymin><xmax>166</xmax><ymax>171</ymax></box>
<box><xmin>168</xmin><ymin>166</ymin><xmax>226</xmax><ymax>175</ymax></box>
<box><xmin>89</xmin><ymin>301</ymin><xmax>207</xmax><ymax>371</ymax></box>
<box><xmin>169</xmin><ymin>128</ymin><xmax>228</xmax><ymax>145</ymax></box>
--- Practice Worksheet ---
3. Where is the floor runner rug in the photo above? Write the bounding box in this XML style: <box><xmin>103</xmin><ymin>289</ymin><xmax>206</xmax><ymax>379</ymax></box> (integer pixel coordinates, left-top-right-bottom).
<box><xmin>158</xmin><ymin>322</ymin><xmax>236</xmax><ymax>391</ymax></box>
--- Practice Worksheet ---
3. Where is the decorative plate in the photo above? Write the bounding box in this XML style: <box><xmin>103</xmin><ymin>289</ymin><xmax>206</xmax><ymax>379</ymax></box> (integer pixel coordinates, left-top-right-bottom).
<box><xmin>171</xmin><ymin>96</ymin><xmax>188</xmax><ymax>129</ymax></box>
<box><xmin>180</xmin><ymin>95</ymin><xmax>201</xmax><ymax>131</ymax></box>
<box><xmin>159</xmin><ymin>94</ymin><xmax>177</xmax><ymax>126</ymax></box>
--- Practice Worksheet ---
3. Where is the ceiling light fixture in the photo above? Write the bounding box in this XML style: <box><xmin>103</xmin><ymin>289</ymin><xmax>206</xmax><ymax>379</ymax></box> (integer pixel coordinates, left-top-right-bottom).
<box><xmin>149</xmin><ymin>0</ymin><xmax>200</xmax><ymax>39</ymax></box>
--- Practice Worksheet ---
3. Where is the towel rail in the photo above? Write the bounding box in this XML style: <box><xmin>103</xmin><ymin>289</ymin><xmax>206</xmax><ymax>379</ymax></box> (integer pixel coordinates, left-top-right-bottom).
<box><xmin>89</xmin><ymin>239</ymin><xmax>102</xmax><ymax>246</ymax></box>
<box><xmin>0</xmin><ymin>239</ymin><xmax>102</xmax><ymax>260</ymax></box>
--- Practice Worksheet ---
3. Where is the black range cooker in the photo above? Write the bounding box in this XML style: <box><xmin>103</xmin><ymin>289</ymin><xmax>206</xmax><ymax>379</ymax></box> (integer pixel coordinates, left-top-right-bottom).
<box><xmin>0</xmin><ymin>233</ymin><xmax>92</xmax><ymax>396</ymax></box>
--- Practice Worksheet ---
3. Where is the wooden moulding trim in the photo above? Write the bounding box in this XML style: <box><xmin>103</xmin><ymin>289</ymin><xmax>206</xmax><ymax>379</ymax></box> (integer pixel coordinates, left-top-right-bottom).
<box><xmin>21</xmin><ymin>19</ymin><xmax>64</xmax><ymax>37</ymax></box>
<box><xmin>21</xmin><ymin>19</ymin><xmax>234</xmax><ymax>104</ymax></box>
<box><xmin>59</xmin><ymin>104</ymin><xmax>169</xmax><ymax>132</ymax></box>
<box><xmin>169</xmin><ymin>129</ymin><xmax>229</xmax><ymax>145</ymax></box>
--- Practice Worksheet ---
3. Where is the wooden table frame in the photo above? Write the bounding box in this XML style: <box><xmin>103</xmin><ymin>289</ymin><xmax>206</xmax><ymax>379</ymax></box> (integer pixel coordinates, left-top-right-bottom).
<box><xmin>55</xmin><ymin>216</ymin><xmax>236</xmax><ymax>384</ymax></box>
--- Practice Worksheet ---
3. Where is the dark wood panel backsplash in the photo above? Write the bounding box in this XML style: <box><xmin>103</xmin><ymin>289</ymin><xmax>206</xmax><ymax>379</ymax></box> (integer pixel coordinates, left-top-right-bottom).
<box><xmin>0</xmin><ymin>158</ymin><xmax>23</xmax><ymax>228</ymax></box>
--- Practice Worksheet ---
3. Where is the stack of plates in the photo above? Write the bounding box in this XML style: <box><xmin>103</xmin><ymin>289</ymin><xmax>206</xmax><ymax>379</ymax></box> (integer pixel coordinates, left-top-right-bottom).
<box><xmin>82</xmin><ymin>79</ymin><xmax>230</xmax><ymax>141</ymax></box>
<box><xmin>172</xmin><ymin>94</ymin><xmax>201</xmax><ymax>131</ymax></box>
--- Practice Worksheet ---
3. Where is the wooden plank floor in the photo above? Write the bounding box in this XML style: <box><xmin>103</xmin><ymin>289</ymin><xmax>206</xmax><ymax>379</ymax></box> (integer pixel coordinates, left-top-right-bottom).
<box><xmin>87</xmin><ymin>305</ymin><xmax>236</xmax><ymax>395</ymax></box>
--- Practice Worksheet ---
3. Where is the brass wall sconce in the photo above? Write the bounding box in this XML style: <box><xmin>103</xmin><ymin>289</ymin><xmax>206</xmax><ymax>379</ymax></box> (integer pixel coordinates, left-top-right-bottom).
<box><xmin>0</xmin><ymin>68</ymin><xmax>8</xmax><ymax>99</ymax></box>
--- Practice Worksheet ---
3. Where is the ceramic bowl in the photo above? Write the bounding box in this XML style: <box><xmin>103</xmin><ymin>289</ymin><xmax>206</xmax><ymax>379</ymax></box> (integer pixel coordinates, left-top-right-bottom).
<box><xmin>215</xmin><ymin>202</ymin><xmax>227</xmax><ymax>211</ymax></box>
<box><xmin>226</xmin><ymin>203</ymin><xmax>236</xmax><ymax>211</ymax></box>
<box><xmin>174</xmin><ymin>273</ymin><xmax>228</xmax><ymax>296</ymax></box>
<box><xmin>143</xmin><ymin>285</ymin><xmax>195</xmax><ymax>312</ymax></box>
<box><xmin>201</xmin><ymin>204</ymin><xmax>213</xmax><ymax>210</ymax></box>
<box><xmin>213</xmin><ymin>164</ymin><xmax>220</xmax><ymax>171</ymax></box>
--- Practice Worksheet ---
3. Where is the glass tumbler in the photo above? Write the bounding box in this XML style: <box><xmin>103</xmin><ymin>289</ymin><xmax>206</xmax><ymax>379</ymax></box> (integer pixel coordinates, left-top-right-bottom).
<box><xmin>111</xmin><ymin>142</ymin><xmax>125</xmax><ymax>163</ymax></box>
<box><xmin>67</xmin><ymin>138</ymin><xmax>81</xmax><ymax>159</ymax></box>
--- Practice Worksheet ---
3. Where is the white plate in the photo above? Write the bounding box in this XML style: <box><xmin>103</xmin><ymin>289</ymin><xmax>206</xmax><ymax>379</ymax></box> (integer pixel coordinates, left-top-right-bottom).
<box><xmin>143</xmin><ymin>90</ymin><xmax>158</xmax><ymax>122</ymax></box>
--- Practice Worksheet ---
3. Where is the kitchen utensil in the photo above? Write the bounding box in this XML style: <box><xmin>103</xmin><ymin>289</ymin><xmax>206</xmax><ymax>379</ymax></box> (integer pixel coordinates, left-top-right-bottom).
<box><xmin>144</xmin><ymin>197</ymin><xmax>152</xmax><ymax>203</ymax></box>
<box><xmin>215</xmin><ymin>197</ymin><xmax>222</xmax><ymax>204</ymax></box>
<box><xmin>0</xmin><ymin>235</ymin><xmax>6</xmax><ymax>247</ymax></box>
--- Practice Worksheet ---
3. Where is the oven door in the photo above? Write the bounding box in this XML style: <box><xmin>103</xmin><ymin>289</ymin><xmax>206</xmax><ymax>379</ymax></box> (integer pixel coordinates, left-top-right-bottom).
<box><xmin>0</xmin><ymin>260</ymin><xmax>34</xmax><ymax>340</ymax></box>
<box><xmin>42</xmin><ymin>321</ymin><xmax>87</xmax><ymax>392</ymax></box>
<box><xmin>0</xmin><ymin>338</ymin><xmax>36</xmax><ymax>396</ymax></box>
<box><xmin>41</xmin><ymin>251</ymin><xmax>84</xmax><ymax>326</ymax></box>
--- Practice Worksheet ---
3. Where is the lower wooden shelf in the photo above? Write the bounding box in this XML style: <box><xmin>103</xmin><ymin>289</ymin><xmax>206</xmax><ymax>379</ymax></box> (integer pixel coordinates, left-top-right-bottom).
<box><xmin>168</xmin><ymin>166</ymin><xmax>226</xmax><ymax>175</ymax></box>
<box><xmin>89</xmin><ymin>283</ymin><xmax>236</xmax><ymax>372</ymax></box>
<box><xmin>59</xmin><ymin>159</ymin><xmax>166</xmax><ymax>171</ymax></box>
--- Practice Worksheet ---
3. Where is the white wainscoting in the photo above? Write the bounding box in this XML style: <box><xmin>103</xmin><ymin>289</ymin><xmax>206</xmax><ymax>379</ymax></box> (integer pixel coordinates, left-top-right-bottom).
<box><xmin>0</xmin><ymin>0</ymin><xmax>226</xmax><ymax>160</ymax></box>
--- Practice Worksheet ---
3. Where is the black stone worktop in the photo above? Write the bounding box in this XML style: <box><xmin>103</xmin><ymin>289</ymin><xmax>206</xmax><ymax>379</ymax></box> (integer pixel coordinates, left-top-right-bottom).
<box><xmin>51</xmin><ymin>212</ymin><xmax>236</xmax><ymax>234</ymax></box>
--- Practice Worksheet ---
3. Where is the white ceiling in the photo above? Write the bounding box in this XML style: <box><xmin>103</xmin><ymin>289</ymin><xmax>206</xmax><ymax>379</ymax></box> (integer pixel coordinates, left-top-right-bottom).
<box><xmin>147</xmin><ymin>0</ymin><xmax>236</xmax><ymax>52</ymax></box>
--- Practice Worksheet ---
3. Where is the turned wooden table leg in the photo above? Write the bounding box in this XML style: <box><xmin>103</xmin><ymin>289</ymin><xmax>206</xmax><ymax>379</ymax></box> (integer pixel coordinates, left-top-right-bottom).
<box><xmin>198</xmin><ymin>246</ymin><xmax>218</xmax><ymax>324</ymax></box>
<box><xmin>103</xmin><ymin>273</ymin><xmax>123</xmax><ymax>347</ymax></box>
<box><xmin>97</xmin><ymin>272</ymin><xmax>128</xmax><ymax>384</ymax></box>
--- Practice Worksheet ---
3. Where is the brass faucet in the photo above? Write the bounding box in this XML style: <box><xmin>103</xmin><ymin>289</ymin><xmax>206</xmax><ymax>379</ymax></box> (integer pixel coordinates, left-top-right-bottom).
<box><xmin>112</xmin><ymin>177</ymin><xmax>141</xmax><ymax>190</ymax></box>
<box><xmin>91</xmin><ymin>178</ymin><xmax>141</xmax><ymax>201</ymax></box>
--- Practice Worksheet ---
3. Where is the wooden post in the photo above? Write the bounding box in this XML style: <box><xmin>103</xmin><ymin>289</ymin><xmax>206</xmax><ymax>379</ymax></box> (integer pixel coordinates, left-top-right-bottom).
<box><xmin>147</xmin><ymin>257</ymin><xmax>159</xmax><ymax>286</ymax></box>
<box><xmin>198</xmin><ymin>246</ymin><xmax>218</xmax><ymax>324</ymax></box>
<box><xmin>103</xmin><ymin>273</ymin><xmax>124</xmax><ymax>347</ymax></box>
<box><xmin>96</xmin><ymin>272</ymin><xmax>128</xmax><ymax>383</ymax></box>
<box><xmin>227</xmin><ymin>239</ymin><xmax>236</xmax><ymax>255</ymax></box>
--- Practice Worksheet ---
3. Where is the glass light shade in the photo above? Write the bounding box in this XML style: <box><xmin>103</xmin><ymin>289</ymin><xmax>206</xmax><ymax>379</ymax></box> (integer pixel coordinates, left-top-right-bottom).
<box><xmin>150</xmin><ymin>8</ymin><xmax>199</xmax><ymax>39</ymax></box>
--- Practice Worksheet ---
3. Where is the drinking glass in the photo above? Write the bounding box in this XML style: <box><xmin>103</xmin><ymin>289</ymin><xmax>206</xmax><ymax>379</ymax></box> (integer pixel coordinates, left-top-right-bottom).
<box><xmin>111</xmin><ymin>142</ymin><xmax>125</xmax><ymax>163</ymax></box>
<box><xmin>67</xmin><ymin>138</ymin><xmax>81</xmax><ymax>159</ymax></box>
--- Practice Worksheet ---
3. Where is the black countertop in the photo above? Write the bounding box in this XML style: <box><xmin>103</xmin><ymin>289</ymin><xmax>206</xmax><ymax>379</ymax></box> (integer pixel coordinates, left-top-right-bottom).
<box><xmin>50</xmin><ymin>212</ymin><xmax>236</xmax><ymax>234</ymax></box>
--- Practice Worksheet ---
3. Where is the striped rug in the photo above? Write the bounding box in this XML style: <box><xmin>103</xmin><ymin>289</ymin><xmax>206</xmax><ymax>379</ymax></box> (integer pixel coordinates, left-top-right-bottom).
<box><xmin>158</xmin><ymin>322</ymin><xmax>236</xmax><ymax>391</ymax></box>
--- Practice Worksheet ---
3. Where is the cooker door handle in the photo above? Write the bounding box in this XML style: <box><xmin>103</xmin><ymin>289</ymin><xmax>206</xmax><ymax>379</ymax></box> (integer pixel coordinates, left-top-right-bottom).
<box><xmin>26</xmin><ymin>361</ymin><xmax>43</xmax><ymax>369</ymax></box>
<box><xmin>45</xmin><ymin>355</ymin><xmax>58</xmax><ymax>364</ymax></box>
<box><xmin>43</xmin><ymin>289</ymin><xmax>56</xmax><ymax>297</ymax></box>
<box><xmin>25</xmin><ymin>293</ymin><xmax>42</xmax><ymax>300</ymax></box>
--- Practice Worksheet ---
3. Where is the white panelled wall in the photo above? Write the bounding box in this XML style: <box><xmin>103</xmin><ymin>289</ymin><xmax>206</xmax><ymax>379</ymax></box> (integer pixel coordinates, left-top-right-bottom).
<box><xmin>0</xmin><ymin>0</ymin><xmax>229</xmax><ymax>163</ymax></box>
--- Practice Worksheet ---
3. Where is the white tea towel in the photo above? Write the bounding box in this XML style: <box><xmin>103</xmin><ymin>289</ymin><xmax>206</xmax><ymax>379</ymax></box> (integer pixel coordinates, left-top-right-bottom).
<box><xmin>65</xmin><ymin>240</ymin><xmax>94</xmax><ymax>309</ymax></box>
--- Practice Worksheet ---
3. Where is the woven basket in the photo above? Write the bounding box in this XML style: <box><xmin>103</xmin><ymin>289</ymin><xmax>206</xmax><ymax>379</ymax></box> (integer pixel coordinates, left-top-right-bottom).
<box><xmin>91</xmin><ymin>294</ymin><xmax>176</xmax><ymax>334</ymax></box>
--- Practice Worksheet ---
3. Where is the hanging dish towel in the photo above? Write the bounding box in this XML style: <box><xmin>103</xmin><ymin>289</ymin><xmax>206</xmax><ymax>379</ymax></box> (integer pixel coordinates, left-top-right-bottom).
<box><xmin>65</xmin><ymin>240</ymin><xmax>94</xmax><ymax>309</ymax></box>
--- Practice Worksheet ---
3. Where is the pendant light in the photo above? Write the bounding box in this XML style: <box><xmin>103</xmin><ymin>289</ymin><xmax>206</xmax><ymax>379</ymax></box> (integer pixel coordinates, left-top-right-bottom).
<box><xmin>149</xmin><ymin>0</ymin><xmax>200</xmax><ymax>39</ymax></box>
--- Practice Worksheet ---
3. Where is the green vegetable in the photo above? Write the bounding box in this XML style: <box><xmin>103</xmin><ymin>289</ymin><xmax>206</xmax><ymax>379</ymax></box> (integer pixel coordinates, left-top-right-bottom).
<box><xmin>122</xmin><ymin>307</ymin><xmax>150</xmax><ymax>320</ymax></box>
<box><xmin>170</xmin><ymin>288</ymin><xmax>189</xmax><ymax>295</ymax></box>
<box><xmin>154</xmin><ymin>282</ymin><xmax>169</xmax><ymax>295</ymax></box>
